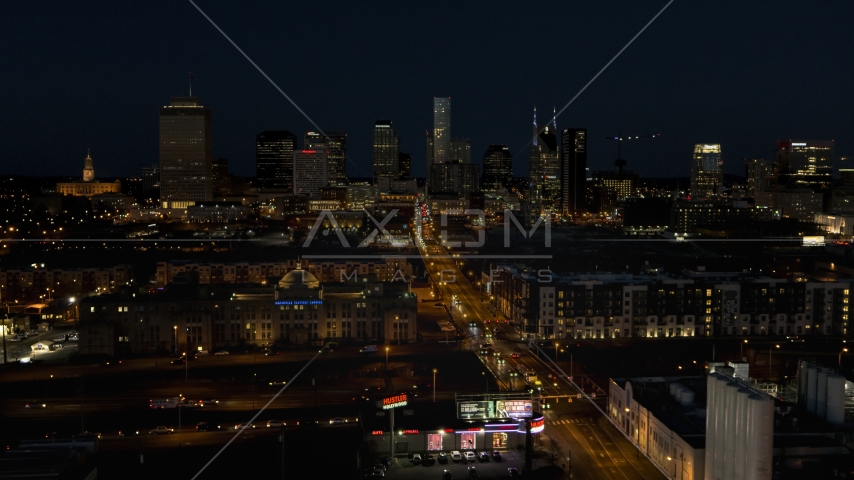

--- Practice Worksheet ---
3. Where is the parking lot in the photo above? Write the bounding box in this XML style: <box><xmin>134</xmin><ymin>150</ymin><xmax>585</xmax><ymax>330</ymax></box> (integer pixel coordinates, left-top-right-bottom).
<box><xmin>384</xmin><ymin>449</ymin><xmax>537</xmax><ymax>480</ymax></box>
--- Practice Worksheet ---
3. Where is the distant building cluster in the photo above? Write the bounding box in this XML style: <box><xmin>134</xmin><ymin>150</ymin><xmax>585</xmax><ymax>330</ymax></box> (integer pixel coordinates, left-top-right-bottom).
<box><xmin>77</xmin><ymin>267</ymin><xmax>417</xmax><ymax>356</ymax></box>
<box><xmin>0</xmin><ymin>265</ymin><xmax>132</xmax><ymax>303</ymax></box>
<box><xmin>488</xmin><ymin>265</ymin><xmax>851</xmax><ymax>340</ymax></box>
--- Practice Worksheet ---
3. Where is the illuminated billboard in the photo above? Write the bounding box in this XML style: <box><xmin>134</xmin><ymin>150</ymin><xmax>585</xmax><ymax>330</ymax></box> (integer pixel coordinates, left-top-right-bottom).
<box><xmin>457</xmin><ymin>396</ymin><xmax>533</xmax><ymax>419</ymax></box>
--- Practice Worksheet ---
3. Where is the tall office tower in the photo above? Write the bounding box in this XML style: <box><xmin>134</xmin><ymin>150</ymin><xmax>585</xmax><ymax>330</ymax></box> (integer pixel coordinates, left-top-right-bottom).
<box><xmin>481</xmin><ymin>145</ymin><xmax>512</xmax><ymax>191</ymax></box>
<box><xmin>398</xmin><ymin>153</ymin><xmax>411</xmax><ymax>180</ymax></box>
<box><xmin>293</xmin><ymin>149</ymin><xmax>328</xmax><ymax>197</ymax></box>
<box><xmin>141</xmin><ymin>166</ymin><xmax>160</xmax><ymax>195</ymax></box>
<box><xmin>306</xmin><ymin>131</ymin><xmax>348</xmax><ymax>186</ymax></box>
<box><xmin>159</xmin><ymin>96</ymin><xmax>212</xmax><ymax>208</ymax></box>
<box><xmin>776</xmin><ymin>140</ymin><xmax>834</xmax><ymax>190</ymax></box>
<box><xmin>373</xmin><ymin>120</ymin><xmax>400</xmax><ymax>183</ymax></box>
<box><xmin>256</xmin><ymin>131</ymin><xmax>297</xmax><ymax>191</ymax></box>
<box><xmin>744</xmin><ymin>158</ymin><xmax>776</xmax><ymax>197</ymax></box>
<box><xmin>691</xmin><ymin>144</ymin><xmax>723</xmax><ymax>198</ymax></box>
<box><xmin>82</xmin><ymin>150</ymin><xmax>95</xmax><ymax>181</ymax></box>
<box><xmin>428</xmin><ymin>163</ymin><xmax>479</xmax><ymax>197</ymax></box>
<box><xmin>211</xmin><ymin>157</ymin><xmax>229</xmax><ymax>196</ymax></box>
<box><xmin>529</xmin><ymin>107</ymin><xmax>560</xmax><ymax>202</ymax></box>
<box><xmin>561</xmin><ymin>128</ymin><xmax>587</xmax><ymax>215</ymax></box>
<box><xmin>432</xmin><ymin>97</ymin><xmax>451</xmax><ymax>165</ymax></box>
<box><xmin>450</xmin><ymin>138</ymin><xmax>471</xmax><ymax>164</ymax></box>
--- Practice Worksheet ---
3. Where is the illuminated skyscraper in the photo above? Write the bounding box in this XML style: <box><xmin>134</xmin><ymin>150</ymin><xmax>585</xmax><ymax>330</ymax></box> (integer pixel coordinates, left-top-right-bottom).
<box><xmin>529</xmin><ymin>107</ymin><xmax>560</xmax><ymax>202</ymax></box>
<box><xmin>776</xmin><ymin>140</ymin><xmax>834</xmax><ymax>190</ymax></box>
<box><xmin>744</xmin><ymin>158</ymin><xmax>776</xmax><ymax>196</ymax></box>
<box><xmin>159</xmin><ymin>96</ymin><xmax>212</xmax><ymax>208</ymax></box>
<box><xmin>432</xmin><ymin>97</ymin><xmax>451</xmax><ymax>165</ymax></box>
<box><xmin>293</xmin><ymin>149</ymin><xmax>328</xmax><ymax>198</ymax></box>
<box><xmin>691</xmin><ymin>144</ymin><xmax>723</xmax><ymax>198</ymax></box>
<box><xmin>482</xmin><ymin>145</ymin><xmax>512</xmax><ymax>191</ymax></box>
<box><xmin>373</xmin><ymin>120</ymin><xmax>399</xmax><ymax>183</ymax></box>
<box><xmin>306</xmin><ymin>131</ymin><xmax>348</xmax><ymax>186</ymax></box>
<box><xmin>256</xmin><ymin>130</ymin><xmax>297</xmax><ymax>191</ymax></box>
<box><xmin>450</xmin><ymin>138</ymin><xmax>471</xmax><ymax>164</ymax></box>
<box><xmin>561</xmin><ymin>128</ymin><xmax>587</xmax><ymax>215</ymax></box>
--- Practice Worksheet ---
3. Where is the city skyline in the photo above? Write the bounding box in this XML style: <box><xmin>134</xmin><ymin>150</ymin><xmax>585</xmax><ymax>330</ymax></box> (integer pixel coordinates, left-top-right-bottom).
<box><xmin>2</xmin><ymin>1</ymin><xmax>853</xmax><ymax>179</ymax></box>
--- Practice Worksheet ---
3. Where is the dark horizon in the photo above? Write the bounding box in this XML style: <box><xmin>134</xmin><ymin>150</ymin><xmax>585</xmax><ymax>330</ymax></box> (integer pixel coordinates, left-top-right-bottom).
<box><xmin>2</xmin><ymin>1</ymin><xmax>853</xmax><ymax>180</ymax></box>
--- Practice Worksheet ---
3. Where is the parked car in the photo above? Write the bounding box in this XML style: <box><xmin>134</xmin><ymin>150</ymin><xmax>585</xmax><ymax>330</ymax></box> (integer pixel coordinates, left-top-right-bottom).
<box><xmin>26</xmin><ymin>330</ymin><xmax>39</xmax><ymax>336</ymax></box>
<box><xmin>76</xmin><ymin>431</ymin><xmax>102</xmax><ymax>439</ymax></box>
<box><xmin>149</xmin><ymin>426</ymin><xmax>173</xmax><ymax>435</ymax></box>
<box><xmin>508</xmin><ymin>467</ymin><xmax>520</xmax><ymax>477</ymax></box>
<box><xmin>412</xmin><ymin>453</ymin><xmax>422</xmax><ymax>464</ymax></box>
<box><xmin>329</xmin><ymin>417</ymin><xmax>347</xmax><ymax>424</ymax></box>
<box><xmin>465</xmin><ymin>452</ymin><xmax>476</xmax><ymax>462</ymax></box>
<box><xmin>467</xmin><ymin>466</ymin><xmax>478</xmax><ymax>479</ymax></box>
<box><xmin>118</xmin><ymin>428</ymin><xmax>139</xmax><ymax>436</ymax></box>
<box><xmin>214</xmin><ymin>350</ymin><xmax>229</xmax><ymax>355</ymax></box>
<box><xmin>195</xmin><ymin>350</ymin><xmax>209</xmax><ymax>357</ymax></box>
<box><xmin>442</xmin><ymin>470</ymin><xmax>452</xmax><ymax>480</ymax></box>
<box><xmin>7</xmin><ymin>335</ymin><xmax>21</xmax><ymax>342</ymax></box>
<box><xmin>24</xmin><ymin>402</ymin><xmax>46</xmax><ymax>409</ymax></box>
<box><xmin>52</xmin><ymin>336</ymin><xmax>66</xmax><ymax>342</ymax></box>
<box><xmin>478</xmin><ymin>451</ymin><xmax>489</xmax><ymax>462</ymax></box>
<box><xmin>234</xmin><ymin>423</ymin><xmax>255</xmax><ymax>430</ymax></box>
<box><xmin>266</xmin><ymin>420</ymin><xmax>286</xmax><ymax>428</ymax></box>
<box><xmin>199</xmin><ymin>398</ymin><xmax>219</xmax><ymax>406</ymax></box>
<box><xmin>438</xmin><ymin>451</ymin><xmax>448</xmax><ymax>464</ymax></box>
<box><xmin>196</xmin><ymin>422</ymin><xmax>220</xmax><ymax>432</ymax></box>
<box><xmin>451</xmin><ymin>451</ymin><xmax>462</xmax><ymax>462</ymax></box>
<box><xmin>492</xmin><ymin>450</ymin><xmax>502</xmax><ymax>461</ymax></box>
<box><xmin>268</xmin><ymin>380</ymin><xmax>288</xmax><ymax>386</ymax></box>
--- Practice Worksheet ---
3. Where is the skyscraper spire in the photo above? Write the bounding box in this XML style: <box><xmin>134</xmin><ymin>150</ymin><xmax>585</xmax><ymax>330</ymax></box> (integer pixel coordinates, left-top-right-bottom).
<box><xmin>552</xmin><ymin>106</ymin><xmax>557</xmax><ymax>132</ymax></box>
<box><xmin>532</xmin><ymin>105</ymin><xmax>538</xmax><ymax>147</ymax></box>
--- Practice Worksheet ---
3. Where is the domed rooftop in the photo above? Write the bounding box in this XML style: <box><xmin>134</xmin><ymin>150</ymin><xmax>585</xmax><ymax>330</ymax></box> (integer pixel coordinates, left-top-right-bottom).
<box><xmin>277</xmin><ymin>266</ymin><xmax>319</xmax><ymax>289</ymax></box>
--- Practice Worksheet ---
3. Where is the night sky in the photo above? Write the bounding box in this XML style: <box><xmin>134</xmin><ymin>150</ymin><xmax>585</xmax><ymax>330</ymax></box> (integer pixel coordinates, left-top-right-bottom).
<box><xmin>2</xmin><ymin>1</ymin><xmax>852</xmax><ymax>179</ymax></box>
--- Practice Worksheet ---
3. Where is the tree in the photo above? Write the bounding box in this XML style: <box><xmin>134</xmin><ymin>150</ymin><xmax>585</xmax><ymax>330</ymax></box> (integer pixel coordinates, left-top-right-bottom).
<box><xmin>545</xmin><ymin>435</ymin><xmax>564</xmax><ymax>465</ymax></box>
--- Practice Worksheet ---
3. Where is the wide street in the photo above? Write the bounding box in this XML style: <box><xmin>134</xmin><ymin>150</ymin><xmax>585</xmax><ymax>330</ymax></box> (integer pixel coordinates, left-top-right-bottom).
<box><xmin>417</xmin><ymin>224</ymin><xmax>665</xmax><ymax>480</ymax></box>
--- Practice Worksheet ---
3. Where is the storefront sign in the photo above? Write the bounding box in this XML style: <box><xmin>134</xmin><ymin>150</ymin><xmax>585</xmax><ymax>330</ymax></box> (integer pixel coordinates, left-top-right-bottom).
<box><xmin>529</xmin><ymin>418</ymin><xmax>545</xmax><ymax>433</ymax></box>
<box><xmin>274</xmin><ymin>300</ymin><xmax>322</xmax><ymax>305</ymax></box>
<box><xmin>458</xmin><ymin>401</ymin><xmax>494</xmax><ymax>419</ymax></box>
<box><xmin>371</xmin><ymin>430</ymin><xmax>384</xmax><ymax>436</ymax></box>
<box><xmin>402</xmin><ymin>429</ymin><xmax>419</xmax><ymax>434</ymax></box>
<box><xmin>382</xmin><ymin>394</ymin><xmax>408</xmax><ymax>410</ymax></box>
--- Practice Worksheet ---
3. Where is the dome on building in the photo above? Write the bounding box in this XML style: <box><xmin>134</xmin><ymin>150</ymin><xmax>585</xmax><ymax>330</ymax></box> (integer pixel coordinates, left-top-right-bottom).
<box><xmin>277</xmin><ymin>266</ymin><xmax>319</xmax><ymax>289</ymax></box>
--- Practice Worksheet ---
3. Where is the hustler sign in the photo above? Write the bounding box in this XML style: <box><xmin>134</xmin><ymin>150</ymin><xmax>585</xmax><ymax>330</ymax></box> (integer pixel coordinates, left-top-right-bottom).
<box><xmin>382</xmin><ymin>394</ymin><xmax>408</xmax><ymax>410</ymax></box>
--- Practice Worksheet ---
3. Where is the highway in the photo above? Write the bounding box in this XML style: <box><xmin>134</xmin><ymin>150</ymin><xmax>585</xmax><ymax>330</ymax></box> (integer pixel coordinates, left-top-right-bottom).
<box><xmin>417</xmin><ymin>225</ymin><xmax>664</xmax><ymax>480</ymax></box>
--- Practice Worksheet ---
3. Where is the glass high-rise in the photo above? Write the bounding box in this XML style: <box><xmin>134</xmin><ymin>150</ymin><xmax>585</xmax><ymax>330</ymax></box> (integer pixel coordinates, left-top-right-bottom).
<box><xmin>482</xmin><ymin>145</ymin><xmax>512</xmax><ymax>191</ymax></box>
<box><xmin>306</xmin><ymin>131</ymin><xmax>348</xmax><ymax>186</ymax></box>
<box><xmin>561</xmin><ymin>128</ymin><xmax>587</xmax><ymax>215</ymax></box>
<box><xmin>256</xmin><ymin>130</ymin><xmax>297</xmax><ymax>191</ymax></box>
<box><xmin>776</xmin><ymin>140</ymin><xmax>834</xmax><ymax>190</ymax></box>
<box><xmin>159</xmin><ymin>96</ymin><xmax>212</xmax><ymax>208</ymax></box>
<box><xmin>432</xmin><ymin>97</ymin><xmax>451</xmax><ymax>165</ymax></box>
<box><xmin>373</xmin><ymin>120</ymin><xmax>399</xmax><ymax>183</ymax></box>
<box><xmin>691</xmin><ymin>144</ymin><xmax>723</xmax><ymax>198</ymax></box>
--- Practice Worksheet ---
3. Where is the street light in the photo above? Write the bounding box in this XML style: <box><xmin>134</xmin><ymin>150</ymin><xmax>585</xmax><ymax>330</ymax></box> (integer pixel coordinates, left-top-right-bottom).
<box><xmin>385</xmin><ymin>347</ymin><xmax>389</xmax><ymax>370</ymax></box>
<box><xmin>173</xmin><ymin>326</ymin><xmax>177</xmax><ymax>354</ymax></box>
<box><xmin>433</xmin><ymin>369</ymin><xmax>437</xmax><ymax>402</ymax></box>
<box><xmin>769</xmin><ymin>344</ymin><xmax>780</xmax><ymax>379</ymax></box>
<box><xmin>482</xmin><ymin>372</ymin><xmax>488</xmax><ymax>393</ymax></box>
<box><xmin>740</xmin><ymin>339</ymin><xmax>747</xmax><ymax>360</ymax></box>
<box><xmin>840</xmin><ymin>348</ymin><xmax>848</xmax><ymax>365</ymax></box>
<box><xmin>554</xmin><ymin>343</ymin><xmax>560</xmax><ymax>360</ymax></box>
<box><xmin>183</xmin><ymin>352</ymin><xmax>188</xmax><ymax>382</ymax></box>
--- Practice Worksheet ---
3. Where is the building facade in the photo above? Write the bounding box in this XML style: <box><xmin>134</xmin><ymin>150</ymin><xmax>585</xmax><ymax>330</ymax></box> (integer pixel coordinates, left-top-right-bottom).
<box><xmin>256</xmin><ymin>130</ymin><xmax>298</xmax><ymax>191</ymax></box>
<box><xmin>691</xmin><ymin>144</ymin><xmax>723</xmax><ymax>198</ymax></box>
<box><xmin>777</xmin><ymin>140</ymin><xmax>834</xmax><ymax>190</ymax></box>
<box><xmin>305</xmin><ymin>131</ymin><xmax>347</xmax><ymax>186</ymax></box>
<box><xmin>488</xmin><ymin>265</ymin><xmax>851</xmax><ymax>340</ymax></box>
<box><xmin>159</xmin><ymin>96</ymin><xmax>212</xmax><ymax>208</ymax></box>
<box><xmin>293</xmin><ymin>149</ymin><xmax>328</xmax><ymax>198</ymax></box>
<box><xmin>561</xmin><ymin>128</ymin><xmax>587</xmax><ymax>216</ymax></box>
<box><xmin>57</xmin><ymin>152</ymin><xmax>122</xmax><ymax>198</ymax></box>
<box><xmin>78</xmin><ymin>268</ymin><xmax>418</xmax><ymax>356</ymax></box>
<box><xmin>481</xmin><ymin>145</ymin><xmax>512</xmax><ymax>192</ymax></box>
<box><xmin>373</xmin><ymin>121</ymin><xmax>400</xmax><ymax>183</ymax></box>
<box><xmin>432</xmin><ymin>97</ymin><xmax>451</xmax><ymax>165</ymax></box>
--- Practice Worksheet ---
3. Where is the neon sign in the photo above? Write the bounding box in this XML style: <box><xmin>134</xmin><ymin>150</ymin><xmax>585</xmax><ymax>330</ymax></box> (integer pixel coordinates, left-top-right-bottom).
<box><xmin>402</xmin><ymin>429</ymin><xmax>419</xmax><ymax>434</ymax></box>
<box><xmin>274</xmin><ymin>300</ymin><xmax>322</xmax><ymax>305</ymax></box>
<box><xmin>371</xmin><ymin>430</ymin><xmax>384</xmax><ymax>436</ymax></box>
<box><xmin>382</xmin><ymin>394</ymin><xmax>408</xmax><ymax>410</ymax></box>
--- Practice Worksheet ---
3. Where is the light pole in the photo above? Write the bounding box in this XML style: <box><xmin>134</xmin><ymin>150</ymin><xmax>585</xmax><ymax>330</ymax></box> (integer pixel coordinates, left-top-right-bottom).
<box><xmin>510</xmin><ymin>372</ymin><xmax>517</xmax><ymax>391</ymax></box>
<box><xmin>769</xmin><ymin>344</ymin><xmax>779</xmax><ymax>379</ymax></box>
<box><xmin>183</xmin><ymin>352</ymin><xmax>188</xmax><ymax>382</ymax></box>
<box><xmin>840</xmin><ymin>348</ymin><xmax>848</xmax><ymax>365</ymax></box>
<box><xmin>433</xmin><ymin>369</ymin><xmax>437</xmax><ymax>402</ymax></box>
<box><xmin>482</xmin><ymin>371</ymin><xmax>488</xmax><ymax>393</ymax></box>
<box><xmin>385</xmin><ymin>347</ymin><xmax>389</xmax><ymax>370</ymax></box>
<box><xmin>554</xmin><ymin>343</ymin><xmax>559</xmax><ymax>360</ymax></box>
<box><xmin>173</xmin><ymin>326</ymin><xmax>177</xmax><ymax>355</ymax></box>
<box><xmin>741</xmin><ymin>339</ymin><xmax>747</xmax><ymax>361</ymax></box>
